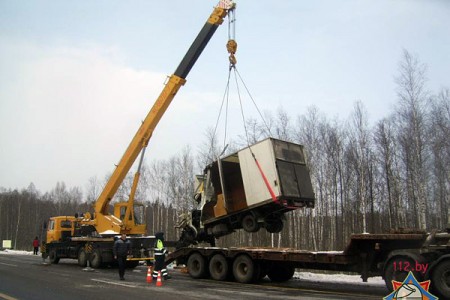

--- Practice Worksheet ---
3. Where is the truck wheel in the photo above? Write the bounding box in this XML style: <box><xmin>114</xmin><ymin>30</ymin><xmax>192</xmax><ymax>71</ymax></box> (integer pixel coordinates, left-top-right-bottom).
<box><xmin>265</xmin><ymin>219</ymin><xmax>284</xmax><ymax>233</ymax></box>
<box><xmin>384</xmin><ymin>256</ymin><xmax>423</xmax><ymax>292</ymax></box>
<box><xmin>89</xmin><ymin>249</ymin><xmax>103</xmax><ymax>269</ymax></box>
<box><xmin>431</xmin><ymin>259</ymin><xmax>450</xmax><ymax>299</ymax></box>
<box><xmin>242</xmin><ymin>214</ymin><xmax>260</xmax><ymax>233</ymax></box>
<box><xmin>49</xmin><ymin>249</ymin><xmax>60</xmax><ymax>264</ymax></box>
<box><xmin>78</xmin><ymin>249</ymin><xmax>87</xmax><ymax>267</ymax></box>
<box><xmin>187</xmin><ymin>253</ymin><xmax>207</xmax><ymax>279</ymax></box>
<box><xmin>252</xmin><ymin>261</ymin><xmax>263</xmax><ymax>282</ymax></box>
<box><xmin>209</xmin><ymin>254</ymin><xmax>229</xmax><ymax>281</ymax></box>
<box><xmin>267</xmin><ymin>265</ymin><xmax>295</xmax><ymax>282</ymax></box>
<box><xmin>232</xmin><ymin>254</ymin><xmax>255</xmax><ymax>283</ymax></box>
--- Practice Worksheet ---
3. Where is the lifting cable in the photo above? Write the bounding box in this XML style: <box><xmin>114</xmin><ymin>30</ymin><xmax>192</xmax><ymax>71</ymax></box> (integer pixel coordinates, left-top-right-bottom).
<box><xmin>207</xmin><ymin>5</ymin><xmax>278</xmax><ymax>203</ymax></box>
<box><xmin>210</xmin><ymin>6</ymin><xmax>272</xmax><ymax>161</ymax></box>
<box><xmin>209</xmin><ymin>10</ymin><xmax>278</xmax><ymax>202</ymax></box>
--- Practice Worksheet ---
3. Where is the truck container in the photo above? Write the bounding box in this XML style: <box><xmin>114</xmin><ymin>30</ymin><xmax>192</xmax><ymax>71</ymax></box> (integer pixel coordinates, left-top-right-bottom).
<box><xmin>194</xmin><ymin>138</ymin><xmax>315</xmax><ymax>239</ymax></box>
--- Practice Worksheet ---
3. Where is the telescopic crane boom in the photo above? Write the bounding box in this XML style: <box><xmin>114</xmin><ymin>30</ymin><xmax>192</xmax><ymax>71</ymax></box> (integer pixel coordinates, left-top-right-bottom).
<box><xmin>85</xmin><ymin>2</ymin><xmax>236</xmax><ymax>234</ymax></box>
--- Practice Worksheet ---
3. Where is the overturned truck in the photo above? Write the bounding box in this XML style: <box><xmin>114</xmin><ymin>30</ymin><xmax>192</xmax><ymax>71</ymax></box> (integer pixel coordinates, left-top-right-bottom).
<box><xmin>178</xmin><ymin>138</ymin><xmax>315</xmax><ymax>246</ymax></box>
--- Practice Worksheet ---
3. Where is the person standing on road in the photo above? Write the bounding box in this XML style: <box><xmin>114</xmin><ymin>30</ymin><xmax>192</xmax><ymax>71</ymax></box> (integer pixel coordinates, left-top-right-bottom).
<box><xmin>32</xmin><ymin>237</ymin><xmax>39</xmax><ymax>255</ymax></box>
<box><xmin>153</xmin><ymin>232</ymin><xmax>171</xmax><ymax>280</ymax></box>
<box><xmin>113</xmin><ymin>233</ymin><xmax>131</xmax><ymax>280</ymax></box>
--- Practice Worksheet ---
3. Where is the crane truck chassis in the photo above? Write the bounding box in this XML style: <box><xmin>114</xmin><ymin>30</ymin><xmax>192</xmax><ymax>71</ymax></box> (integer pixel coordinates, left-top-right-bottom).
<box><xmin>167</xmin><ymin>228</ymin><xmax>450</xmax><ymax>299</ymax></box>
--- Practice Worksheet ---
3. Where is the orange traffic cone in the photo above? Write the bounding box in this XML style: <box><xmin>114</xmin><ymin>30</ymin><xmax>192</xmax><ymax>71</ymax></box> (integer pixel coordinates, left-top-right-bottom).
<box><xmin>146</xmin><ymin>266</ymin><xmax>153</xmax><ymax>283</ymax></box>
<box><xmin>156</xmin><ymin>271</ymin><xmax>163</xmax><ymax>287</ymax></box>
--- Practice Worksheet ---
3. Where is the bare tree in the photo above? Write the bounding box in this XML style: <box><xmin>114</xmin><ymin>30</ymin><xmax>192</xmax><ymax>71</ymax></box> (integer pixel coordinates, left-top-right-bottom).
<box><xmin>395</xmin><ymin>49</ymin><xmax>429</xmax><ymax>230</ymax></box>
<box><xmin>374</xmin><ymin>117</ymin><xmax>405</xmax><ymax>228</ymax></box>
<box><xmin>85</xmin><ymin>176</ymin><xmax>101</xmax><ymax>204</ymax></box>
<box><xmin>349</xmin><ymin>101</ymin><xmax>372</xmax><ymax>233</ymax></box>
<box><xmin>428</xmin><ymin>88</ymin><xmax>450</xmax><ymax>228</ymax></box>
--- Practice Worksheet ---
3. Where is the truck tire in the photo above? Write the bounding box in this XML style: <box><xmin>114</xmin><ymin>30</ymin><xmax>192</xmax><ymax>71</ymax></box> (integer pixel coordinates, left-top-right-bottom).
<box><xmin>209</xmin><ymin>254</ymin><xmax>229</xmax><ymax>281</ymax></box>
<box><xmin>232</xmin><ymin>254</ymin><xmax>255</xmax><ymax>283</ymax></box>
<box><xmin>265</xmin><ymin>219</ymin><xmax>284</xmax><ymax>233</ymax></box>
<box><xmin>49</xmin><ymin>249</ymin><xmax>60</xmax><ymax>264</ymax></box>
<box><xmin>78</xmin><ymin>249</ymin><xmax>87</xmax><ymax>267</ymax></box>
<box><xmin>267</xmin><ymin>264</ymin><xmax>295</xmax><ymax>282</ymax></box>
<box><xmin>384</xmin><ymin>256</ymin><xmax>423</xmax><ymax>292</ymax></box>
<box><xmin>187</xmin><ymin>253</ymin><xmax>207</xmax><ymax>279</ymax></box>
<box><xmin>89</xmin><ymin>249</ymin><xmax>103</xmax><ymax>269</ymax></box>
<box><xmin>242</xmin><ymin>214</ymin><xmax>260</xmax><ymax>233</ymax></box>
<box><xmin>252</xmin><ymin>261</ymin><xmax>263</xmax><ymax>282</ymax></box>
<box><xmin>431</xmin><ymin>259</ymin><xmax>450</xmax><ymax>299</ymax></box>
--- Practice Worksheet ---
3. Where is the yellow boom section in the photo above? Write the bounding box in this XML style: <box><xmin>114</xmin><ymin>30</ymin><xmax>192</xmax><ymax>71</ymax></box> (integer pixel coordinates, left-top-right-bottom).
<box><xmin>95</xmin><ymin>75</ymin><xmax>186</xmax><ymax>216</ymax></box>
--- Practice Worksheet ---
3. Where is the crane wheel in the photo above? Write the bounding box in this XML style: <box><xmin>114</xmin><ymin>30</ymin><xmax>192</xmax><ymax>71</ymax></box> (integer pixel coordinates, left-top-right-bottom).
<box><xmin>49</xmin><ymin>249</ymin><xmax>60</xmax><ymax>264</ymax></box>
<box><xmin>89</xmin><ymin>249</ymin><xmax>103</xmax><ymax>269</ymax></box>
<box><xmin>78</xmin><ymin>249</ymin><xmax>87</xmax><ymax>267</ymax></box>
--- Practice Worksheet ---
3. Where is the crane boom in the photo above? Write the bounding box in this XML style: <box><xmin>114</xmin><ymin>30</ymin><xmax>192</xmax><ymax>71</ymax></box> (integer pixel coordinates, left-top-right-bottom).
<box><xmin>93</xmin><ymin>4</ymin><xmax>234</xmax><ymax>233</ymax></box>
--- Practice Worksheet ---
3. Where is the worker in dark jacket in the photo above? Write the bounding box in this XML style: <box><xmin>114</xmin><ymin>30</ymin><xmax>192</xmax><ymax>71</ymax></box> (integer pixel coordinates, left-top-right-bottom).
<box><xmin>153</xmin><ymin>232</ymin><xmax>171</xmax><ymax>280</ymax></box>
<box><xmin>113</xmin><ymin>233</ymin><xmax>131</xmax><ymax>280</ymax></box>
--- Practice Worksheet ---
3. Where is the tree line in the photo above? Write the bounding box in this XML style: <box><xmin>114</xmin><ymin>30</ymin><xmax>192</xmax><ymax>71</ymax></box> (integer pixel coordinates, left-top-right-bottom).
<box><xmin>1</xmin><ymin>50</ymin><xmax>448</xmax><ymax>251</ymax></box>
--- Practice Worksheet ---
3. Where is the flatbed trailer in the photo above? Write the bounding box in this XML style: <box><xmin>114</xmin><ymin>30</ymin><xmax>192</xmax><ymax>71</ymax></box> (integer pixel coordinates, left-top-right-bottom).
<box><xmin>166</xmin><ymin>230</ymin><xmax>450</xmax><ymax>298</ymax></box>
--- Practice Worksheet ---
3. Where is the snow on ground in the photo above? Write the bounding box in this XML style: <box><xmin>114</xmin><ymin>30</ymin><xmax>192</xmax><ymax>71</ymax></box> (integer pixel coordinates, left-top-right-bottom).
<box><xmin>0</xmin><ymin>249</ymin><xmax>385</xmax><ymax>286</ymax></box>
<box><xmin>0</xmin><ymin>249</ymin><xmax>34</xmax><ymax>255</ymax></box>
<box><xmin>293</xmin><ymin>271</ymin><xmax>384</xmax><ymax>286</ymax></box>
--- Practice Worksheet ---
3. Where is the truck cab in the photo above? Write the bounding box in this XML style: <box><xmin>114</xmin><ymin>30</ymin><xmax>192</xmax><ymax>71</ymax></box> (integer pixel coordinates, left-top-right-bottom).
<box><xmin>46</xmin><ymin>216</ymin><xmax>78</xmax><ymax>244</ymax></box>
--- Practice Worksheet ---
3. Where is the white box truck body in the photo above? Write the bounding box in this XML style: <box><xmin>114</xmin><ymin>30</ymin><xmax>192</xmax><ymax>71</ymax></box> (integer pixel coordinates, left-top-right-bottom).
<box><xmin>197</xmin><ymin>138</ymin><xmax>315</xmax><ymax>237</ymax></box>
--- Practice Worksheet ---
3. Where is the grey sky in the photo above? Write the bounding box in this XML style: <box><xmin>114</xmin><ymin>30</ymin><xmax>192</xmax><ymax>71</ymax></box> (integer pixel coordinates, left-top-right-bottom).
<box><xmin>0</xmin><ymin>0</ymin><xmax>449</xmax><ymax>193</ymax></box>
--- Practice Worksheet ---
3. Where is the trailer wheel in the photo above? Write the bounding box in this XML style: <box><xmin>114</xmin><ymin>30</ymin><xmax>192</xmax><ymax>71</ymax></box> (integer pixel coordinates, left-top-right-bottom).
<box><xmin>384</xmin><ymin>256</ymin><xmax>423</xmax><ymax>292</ymax></box>
<box><xmin>232</xmin><ymin>254</ymin><xmax>255</xmax><ymax>283</ymax></box>
<box><xmin>89</xmin><ymin>249</ymin><xmax>102</xmax><ymax>269</ymax></box>
<box><xmin>267</xmin><ymin>265</ymin><xmax>295</xmax><ymax>282</ymax></box>
<box><xmin>252</xmin><ymin>261</ymin><xmax>263</xmax><ymax>282</ymax></box>
<box><xmin>431</xmin><ymin>259</ymin><xmax>450</xmax><ymax>299</ymax></box>
<box><xmin>49</xmin><ymin>249</ymin><xmax>60</xmax><ymax>264</ymax></box>
<box><xmin>187</xmin><ymin>253</ymin><xmax>207</xmax><ymax>279</ymax></box>
<box><xmin>242</xmin><ymin>214</ymin><xmax>260</xmax><ymax>233</ymax></box>
<box><xmin>77</xmin><ymin>249</ymin><xmax>87</xmax><ymax>267</ymax></box>
<box><xmin>209</xmin><ymin>254</ymin><xmax>229</xmax><ymax>281</ymax></box>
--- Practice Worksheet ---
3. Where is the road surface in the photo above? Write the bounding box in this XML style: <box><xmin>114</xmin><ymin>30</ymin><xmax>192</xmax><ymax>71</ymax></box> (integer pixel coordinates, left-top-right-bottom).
<box><xmin>0</xmin><ymin>253</ymin><xmax>388</xmax><ymax>300</ymax></box>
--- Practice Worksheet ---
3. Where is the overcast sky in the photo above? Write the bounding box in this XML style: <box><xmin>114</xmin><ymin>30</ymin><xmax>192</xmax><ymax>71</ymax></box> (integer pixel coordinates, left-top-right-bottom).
<box><xmin>0</xmin><ymin>0</ymin><xmax>449</xmax><ymax>193</ymax></box>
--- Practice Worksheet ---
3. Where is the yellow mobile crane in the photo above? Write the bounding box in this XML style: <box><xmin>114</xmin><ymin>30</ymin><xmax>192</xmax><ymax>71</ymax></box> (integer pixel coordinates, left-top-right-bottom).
<box><xmin>42</xmin><ymin>1</ymin><xmax>236</xmax><ymax>268</ymax></box>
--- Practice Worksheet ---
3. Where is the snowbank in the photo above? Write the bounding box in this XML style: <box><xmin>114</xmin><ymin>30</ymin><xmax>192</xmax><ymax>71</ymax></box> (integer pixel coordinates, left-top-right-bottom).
<box><xmin>293</xmin><ymin>271</ymin><xmax>384</xmax><ymax>286</ymax></box>
<box><xmin>0</xmin><ymin>249</ymin><xmax>34</xmax><ymax>255</ymax></box>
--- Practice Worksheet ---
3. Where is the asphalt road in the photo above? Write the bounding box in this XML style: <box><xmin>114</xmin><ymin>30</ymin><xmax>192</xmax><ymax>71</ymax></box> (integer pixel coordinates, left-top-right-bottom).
<box><xmin>0</xmin><ymin>253</ymin><xmax>388</xmax><ymax>300</ymax></box>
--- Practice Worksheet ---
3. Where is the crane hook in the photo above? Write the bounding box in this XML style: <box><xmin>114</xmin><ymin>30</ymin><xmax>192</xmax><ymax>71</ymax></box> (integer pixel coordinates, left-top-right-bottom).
<box><xmin>227</xmin><ymin>39</ymin><xmax>237</xmax><ymax>68</ymax></box>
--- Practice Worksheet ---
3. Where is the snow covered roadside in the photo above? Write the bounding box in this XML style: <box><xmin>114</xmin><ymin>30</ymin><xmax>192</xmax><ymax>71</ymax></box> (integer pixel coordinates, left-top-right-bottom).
<box><xmin>293</xmin><ymin>271</ymin><xmax>385</xmax><ymax>287</ymax></box>
<box><xmin>0</xmin><ymin>249</ymin><xmax>34</xmax><ymax>255</ymax></box>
